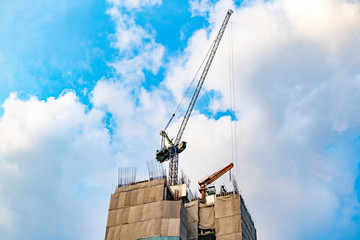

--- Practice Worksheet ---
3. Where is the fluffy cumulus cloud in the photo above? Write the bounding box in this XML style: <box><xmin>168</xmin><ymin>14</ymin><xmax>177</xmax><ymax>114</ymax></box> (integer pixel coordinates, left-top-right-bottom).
<box><xmin>99</xmin><ymin>0</ymin><xmax>360</xmax><ymax>238</ymax></box>
<box><xmin>106</xmin><ymin>0</ymin><xmax>165</xmax><ymax>85</ymax></box>
<box><xmin>0</xmin><ymin>1</ymin><xmax>168</xmax><ymax>239</ymax></box>
<box><xmin>0</xmin><ymin>91</ymin><xmax>115</xmax><ymax>239</ymax></box>
<box><xmin>90</xmin><ymin>79</ymin><xmax>172</xmax><ymax>173</ymax></box>
<box><xmin>1</xmin><ymin>0</ymin><xmax>360</xmax><ymax>240</ymax></box>
<box><xmin>167</xmin><ymin>0</ymin><xmax>360</xmax><ymax>239</ymax></box>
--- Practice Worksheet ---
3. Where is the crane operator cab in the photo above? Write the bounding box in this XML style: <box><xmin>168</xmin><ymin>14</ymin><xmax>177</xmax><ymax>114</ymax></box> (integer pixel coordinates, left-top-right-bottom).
<box><xmin>155</xmin><ymin>140</ymin><xmax>187</xmax><ymax>163</ymax></box>
<box><xmin>207</xmin><ymin>185</ymin><xmax>216</xmax><ymax>196</ymax></box>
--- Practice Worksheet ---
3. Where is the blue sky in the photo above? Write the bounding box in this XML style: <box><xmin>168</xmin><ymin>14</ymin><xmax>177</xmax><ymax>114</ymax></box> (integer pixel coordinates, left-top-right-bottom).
<box><xmin>1</xmin><ymin>0</ymin><xmax>360</xmax><ymax>239</ymax></box>
<box><xmin>0</xmin><ymin>0</ymin><xmax>211</xmax><ymax>104</ymax></box>
<box><xmin>0</xmin><ymin>1</ymin><xmax>112</xmax><ymax>102</ymax></box>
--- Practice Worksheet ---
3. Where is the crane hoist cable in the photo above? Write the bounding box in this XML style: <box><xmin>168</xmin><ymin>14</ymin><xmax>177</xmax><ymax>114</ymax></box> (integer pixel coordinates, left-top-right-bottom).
<box><xmin>227</xmin><ymin>17</ymin><xmax>239</xmax><ymax>183</ymax></box>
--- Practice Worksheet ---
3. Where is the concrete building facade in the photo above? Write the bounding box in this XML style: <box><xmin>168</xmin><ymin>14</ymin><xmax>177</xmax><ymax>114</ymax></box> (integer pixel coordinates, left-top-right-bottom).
<box><xmin>105</xmin><ymin>178</ymin><xmax>256</xmax><ymax>240</ymax></box>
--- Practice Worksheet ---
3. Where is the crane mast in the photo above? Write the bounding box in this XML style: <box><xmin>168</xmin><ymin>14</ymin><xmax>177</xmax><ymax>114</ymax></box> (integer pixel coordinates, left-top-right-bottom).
<box><xmin>157</xmin><ymin>9</ymin><xmax>233</xmax><ymax>186</ymax></box>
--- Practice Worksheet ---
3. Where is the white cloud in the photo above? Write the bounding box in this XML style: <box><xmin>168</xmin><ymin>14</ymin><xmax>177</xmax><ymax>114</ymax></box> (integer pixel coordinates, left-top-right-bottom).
<box><xmin>1</xmin><ymin>0</ymin><xmax>360</xmax><ymax>239</ymax></box>
<box><xmin>90</xmin><ymin>79</ymin><xmax>174</xmax><ymax>173</ymax></box>
<box><xmin>0</xmin><ymin>91</ymin><xmax>114</xmax><ymax>239</ymax></box>
<box><xmin>99</xmin><ymin>1</ymin><xmax>360</xmax><ymax>238</ymax></box>
<box><xmin>0</xmin><ymin>202</ymin><xmax>16</xmax><ymax>231</ymax></box>
<box><xmin>161</xmin><ymin>0</ymin><xmax>360</xmax><ymax>239</ymax></box>
<box><xmin>189</xmin><ymin>0</ymin><xmax>213</xmax><ymax>16</ymax></box>
<box><xmin>107</xmin><ymin>0</ymin><xmax>165</xmax><ymax>85</ymax></box>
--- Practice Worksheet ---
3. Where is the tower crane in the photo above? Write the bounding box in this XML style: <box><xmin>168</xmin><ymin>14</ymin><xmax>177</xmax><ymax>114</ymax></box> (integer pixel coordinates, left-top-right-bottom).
<box><xmin>156</xmin><ymin>9</ymin><xmax>234</xmax><ymax>186</ymax></box>
<box><xmin>198</xmin><ymin>162</ymin><xmax>234</xmax><ymax>199</ymax></box>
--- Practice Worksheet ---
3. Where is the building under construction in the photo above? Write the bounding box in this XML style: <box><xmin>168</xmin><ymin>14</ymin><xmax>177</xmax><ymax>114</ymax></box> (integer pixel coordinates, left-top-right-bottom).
<box><xmin>105</xmin><ymin>177</ymin><xmax>256</xmax><ymax>240</ymax></box>
<box><xmin>105</xmin><ymin>9</ymin><xmax>257</xmax><ymax>240</ymax></box>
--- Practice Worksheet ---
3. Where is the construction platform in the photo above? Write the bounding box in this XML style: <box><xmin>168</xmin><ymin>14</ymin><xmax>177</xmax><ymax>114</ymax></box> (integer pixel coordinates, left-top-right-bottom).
<box><xmin>105</xmin><ymin>178</ymin><xmax>256</xmax><ymax>240</ymax></box>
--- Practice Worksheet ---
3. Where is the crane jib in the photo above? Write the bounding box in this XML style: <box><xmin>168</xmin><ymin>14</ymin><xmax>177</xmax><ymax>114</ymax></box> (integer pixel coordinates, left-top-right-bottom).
<box><xmin>156</xmin><ymin>10</ymin><xmax>234</xmax><ymax>186</ymax></box>
<box><xmin>174</xmin><ymin>9</ymin><xmax>233</xmax><ymax>146</ymax></box>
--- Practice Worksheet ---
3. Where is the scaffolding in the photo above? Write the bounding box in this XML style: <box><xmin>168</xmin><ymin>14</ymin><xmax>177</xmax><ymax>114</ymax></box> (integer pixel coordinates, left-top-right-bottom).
<box><xmin>105</xmin><ymin>178</ymin><xmax>256</xmax><ymax>240</ymax></box>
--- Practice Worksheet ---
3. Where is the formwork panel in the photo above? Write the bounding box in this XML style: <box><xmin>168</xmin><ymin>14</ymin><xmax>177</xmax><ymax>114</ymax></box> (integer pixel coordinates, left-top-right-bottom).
<box><xmin>216</xmin><ymin>232</ymin><xmax>241</xmax><ymax>240</ymax></box>
<box><xmin>185</xmin><ymin>200</ymin><xmax>199</xmax><ymax>240</ymax></box>
<box><xmin>215</xmin><ymin>215</ymin><xmax>241</xmax><ymax>235</ymax></box>
<box><xmin>214</xmin><ymin>195</ymin><xmax>240</xmax><ymax>219</ymax></box>
<box><xmin>109</xmin><ymin>193</ymin><xmax>119</xmax><ymax>210</ymax></box>
<box><xmin>118</xmin><ymin>192</ymin><xmax>126</xmax><ymax>208</ymax></box>
<box><xmin>199</xmin><ymin>203</ymin><xmax>215</xmax><ymax>230</ymax></box>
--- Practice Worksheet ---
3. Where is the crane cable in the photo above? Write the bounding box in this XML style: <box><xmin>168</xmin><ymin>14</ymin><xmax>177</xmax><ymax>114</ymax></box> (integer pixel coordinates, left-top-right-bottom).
<box><xmin>228</xmin><ymin>18</ymin><xmax>239</xmax><ymax>183</ymax></box>
<box><xmin>163</xmin><ymin>41</ymin><xmax>216</xmax><ymax>131</ymax></box>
